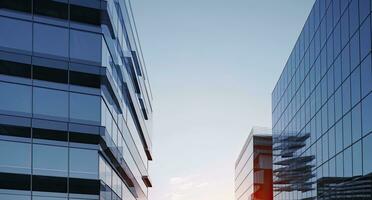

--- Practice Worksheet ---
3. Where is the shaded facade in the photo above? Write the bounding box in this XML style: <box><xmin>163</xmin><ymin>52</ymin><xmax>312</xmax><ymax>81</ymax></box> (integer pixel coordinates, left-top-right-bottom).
<box><xmin>0</xmin><ymin>0</ymin><xmax>153</xmax><ymax>200</ymax></box>
<box><xmin>272</xmin><ymin>0</ymin><xmax>372</xmax><ymax>199</ymax></box>
<box><xmin>235</xmin><ymin>128</ymin><xmax>273</xmax><ymax>200</ymax></box>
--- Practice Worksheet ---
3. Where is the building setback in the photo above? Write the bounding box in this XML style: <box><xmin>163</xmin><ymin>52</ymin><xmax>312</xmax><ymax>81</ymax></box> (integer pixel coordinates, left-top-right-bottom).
<box><xmin>235</xmin><ymin>128</ymin><xmax>273</xmax><ymax>200</ymax></box>
<box><xmin>0</xmin><ymin>0</ymin><xmax>153</xmax><ymax>200</ymax></box>
<box><xmin>272</xmin><ymin>0</ymin><xmax>372</xmax><ymax>199</ymax></box>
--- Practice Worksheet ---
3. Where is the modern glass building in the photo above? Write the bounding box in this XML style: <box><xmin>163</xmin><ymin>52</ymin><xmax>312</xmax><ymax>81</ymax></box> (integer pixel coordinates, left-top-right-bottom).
<box><xmin>0</xmin><ymin>0</ymin><xmax>153</xmax><ymax>200</ymax></box>
<box><xmin>272</xmin><ymin>0</ymin><xmax>372</xmax><ymax>199</ymax></box>
<box><xmin>235</xmin><ymin>128</ymin><xmax>273</xmax><ymax>200</ymax></box>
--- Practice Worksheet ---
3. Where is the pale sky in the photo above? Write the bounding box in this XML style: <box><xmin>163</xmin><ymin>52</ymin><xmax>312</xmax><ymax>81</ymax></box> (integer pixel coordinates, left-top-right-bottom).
<box><xmin>130</xmin><ymin>1</ymin><xmax>315</xmax><ymax>200</ymax></box>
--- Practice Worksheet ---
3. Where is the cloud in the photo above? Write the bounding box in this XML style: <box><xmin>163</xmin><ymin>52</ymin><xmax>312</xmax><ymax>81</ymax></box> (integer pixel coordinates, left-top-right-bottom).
<box><xmin>165</xmin><ymin>174</ymin><xmax>210</xmax><ymax>200</ymax></box>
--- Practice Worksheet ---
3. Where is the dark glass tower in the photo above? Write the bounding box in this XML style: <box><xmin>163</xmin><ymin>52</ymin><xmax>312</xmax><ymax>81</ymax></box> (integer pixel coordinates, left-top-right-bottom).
<box><xmin>272</xmin><ymin>0</ymin><xmax>372</xmax><ymax>199</ymax></box>
<box><xmin>235</xmin><ymin>128</ymin><xmax>273</xmax><ymax>200</ymax></box>
<box><xmin>0</xmin><ymin>0</ymin><xmax>153</xmax><ymax>200</ymax></box>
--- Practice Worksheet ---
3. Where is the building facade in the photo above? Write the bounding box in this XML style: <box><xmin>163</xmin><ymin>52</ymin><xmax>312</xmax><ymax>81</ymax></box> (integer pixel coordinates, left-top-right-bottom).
<box><xmin>0</xmin><ymin>0</ymin><xmax>153</xmax><ymax>200</ymax></box>
<box><xmin>235</xmin><ymin>128</ymin><xmax>273</xmax><ymax>200</ymax></box>
<box><xmin>272</xmin><ymin>0</ymin><xmax>372</xmax><ymax>199</ymax></box>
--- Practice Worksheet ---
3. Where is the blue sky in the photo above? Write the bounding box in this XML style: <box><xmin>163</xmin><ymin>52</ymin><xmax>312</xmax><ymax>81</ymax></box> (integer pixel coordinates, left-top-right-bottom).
<box><xmin>130</xmin><ymin>1</ymin><xmax>315</xmax><ymax>199</ymax></box>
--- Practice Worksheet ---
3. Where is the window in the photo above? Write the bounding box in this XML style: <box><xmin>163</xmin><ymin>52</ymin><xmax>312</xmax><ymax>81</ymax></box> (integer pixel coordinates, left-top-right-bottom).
<box><xmin>70</xmin><ymin>71</ymin><xmax>100</xmax><ymax>88</ymax></box>
<box><xmin>0</xmin><ymin>124</ymin><xmax>30</xmax><ymax>138</ymax></box>
<box><xmin>0</xmin><ymin>194</ymin><xmax>30</xmax><ymax>200</ymax></box>
<box><xmin>0</xmin><ymin>82</ymin><xmax>31</xmax><ymax>115</ymax></box>
<box><xmin>70</xmin><ymin>148</ymin><xmax>98</xmax><ymax>179</ymax></box>
<box><xmin>362</xmin><ymin>93</ymin><xmax>372</xmax><ymax>136</ymax></box>
<box><xmin>341</xmin><ymin>44</ymin><xmax>350</xmax><ymax>81</ymax></box>
<box><xmin>360</xmin><ymin>16</ymin><xmax>371</xmax><ymax>60</ymax></box>
<box><xmin>363</xmin><ymin>133</ymin><xmax>372</xmax><ymax>175</ymax></box>
<box><xmin>70</xmin><ymin>4</ymin><xmax>101</xmax><ymax>25</ymax></box>
<box><xmin>33</xmin><ymin>87</ymin><xmax>68</xmax><ymax>119</ymax></box>
<box><xmin>0</xmin><ymin>59</ymin><xmax>31</xmax><ymax>78</ymax></box>
<box><xmin>352</xmin><ymin>104</ymin><xmax>362</xmax><ymax>142</ymax></box>
<box><xmin>334</xmin><ymin>56</ymin><xmax>342</xmax><ymax>89</ymax></box>
<box><xmin>0</xmin><ymin>173</ymin><xmax>30</xmax><ymax>191</ymax></box>
<box><xmin>349</xmin><ymin>0</ymin><xmax>359</xmax><ymax>36</ymax></box>
<box><xmin>343</xmin><ymin>147</ymin><xmax>352</xmax><ymax>177</ymax></box>
<box><xmin>33</xmin><ymin>144</ymin><xmax>68</xmax><ymax>177</ymax></box>
<box><xmin>335</xmin><ymin>120</ymin><xmax>343</xmax><ymax>154</ymax></box>
<box><xmin>351</xmin><ymin>67</ymin><xmax>361</xmax><ymax>106</ymax></box>
<box><xmin>340</xmin><ymin>9</ymin><xmax>349</xmax><ymax>48</ymax></box>
<box><xmin>33</xmin><ymin>197</ymin><xmax>66</xmax><ymax>200</ymax></box>
<box><xmin>334</xmin><ymin>88</ymin><xmax>342</xmax><ymax>121</ymax></box>
<box><xmin>343</xmin><ymin>112</ymin><xmax>351</xmax><ymax>148</ymax></box>
<box><xmin>33</xmin><ymin>66</ymin><xmax>68</xmax><ymax>84</ymax></box>
<box><xmin>70</xmin><ymin>30</ymin><xmax>102</xmax><ymax>63</ymax></box>
<box><xmin>0</xmin><ymin>140</ymin><xmax>31</xmax><ymax>174</ymax></box>
<box><xmin>32</xmin><ymin>175</ymin><xmax>67</xmax><ymax>193</ymax></box>
<box><xmin>350</xmin><ymin>31</ymin><xmax>360</xmax><ymax>71</ymax></box>
<box><xmin>33</xmin><ymin>0</ymin><xmax>68</xmax><ymax>20</ymax></box>
<box><xmin>0</xmin><ymin>17</ymin><xmax>32</xmax><ymax>52</ymax></box>
<box><xmin>342</xmin><ymin>77</ymin><xmax>351</xmax><ymax>114</ymax></box>
<box><xmin>0</xmin><ymin>0</ymin><xmax>31</xmax><ymax>13</ymax></box>
<box><xmin>336</xmin><ymin>152</ymin><xmax>344</xmax><ymax>177</ymax></box>
<box><xmin>361</xmin><ymin>55</ymin><xmax>372</xmax><ymax>98</ymax></box>
<box><xmin>69</xmin><ymin>178</ymin><xmax>100</xmax><ymax>195</ymax></box>
<box><xmin>33</xmin><ymin>23</ymin><xmax>69</xmax><ymax>58</ymax></box>
<box><xmin>70</xmin><ymin>93</ymin><xmax>100</xmax><ymax>124</ymax></box>
<box><xmin>328</xmin><ymin>127</ymin><xmax>335</xmax><ymax>158</ymax></box>
<box><xmin>353</xmin><ymin>141</ymin><xmax>362</xmax><ymax>176</ymax></box>
<box><xmin>33</xmin><ymin>128</ymin><xmax>67</xmax><ymax>142</ymax></box>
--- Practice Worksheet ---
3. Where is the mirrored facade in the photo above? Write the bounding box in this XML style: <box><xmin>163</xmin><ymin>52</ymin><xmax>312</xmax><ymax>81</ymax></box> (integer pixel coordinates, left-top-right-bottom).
<box><xmin>235</xmin><ymin>128</ymin><xmax>273</xmax><ymax>200</ymax></box>
<box><xmin>0</xmin><ymin>0</ymin><xmax>153</xmax><ymax>200</ymax></box>
<box><xmin>272</xmin><ymin>0</ymin><xmax>372</xmax><ymax>199</ymax></box>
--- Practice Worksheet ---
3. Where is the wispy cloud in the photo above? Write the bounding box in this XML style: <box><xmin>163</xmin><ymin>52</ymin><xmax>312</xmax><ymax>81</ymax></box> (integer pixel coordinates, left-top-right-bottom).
<box><xmin>164</xmin><ymin>174</ymin><xmax>210</xmax><ymax>200</ymax></box>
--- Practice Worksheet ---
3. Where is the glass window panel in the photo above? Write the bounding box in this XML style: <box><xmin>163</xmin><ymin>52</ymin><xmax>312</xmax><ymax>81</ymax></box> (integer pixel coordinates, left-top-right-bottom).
<box><xmin>336</xmin><ymin>152</ymin><xmax>344</xmax><ymax>177</ymax></box>
<box><xmin>342</xmin><ymin>77</ymin><xmax>351</xmax><ymax>114</ymax></box>
<box><xmin>33</xmin><ymin>23</ymin><xmax>68</xmax><ymax>58</ymax></box>
<box><xmin>350</xmin><ymin>31</ymin><xmax>360</xmax><ymax>71</ymax></box>
<box><xmin>33</xmin><ymin>0</ymin><xmax>68</xmax><ymax>20</ymax></box>
<box><xmin>70</xmin><ymin>30</ymin><xmax>101</xmax><ymax>63</ymax></box>
<box><xmin>0</xmin><ymin>59</ymin><xmax>31</xmax><ymax>78</ymax></box>
<box><xmin>363</xmin><ymin>133</ymin><xmax>372</xmax><ymax>175</ymax></box>
<box><xmin>33</xmin><ymin>144</ymin><xmax>68</xmax><ymax>177</ymax></box>
<box><xmin>70</xmin><ymin>71</ymin><xmax>100</xmax><ymax>88</ymax></box>
<box><xmin>329</xmin><ymin>127</ymin><xmax>336</xmax><ymax>158</ymax></box>
<box><xmin>340</xmin><ymin>9</ymin><xmax>349</xmax><ymax>48</ymax></box>
<box><xmin>0</xmin><ymin>17</ymin><xmax>32</xmax><ymax>52</ymax></box>
<box><xmin>33</xmin><ymin>65</ymin><xmax>68</xmax><ymax>84</ymax></box>
<box><xmin>33</xmin><ymin>87</ymin><xmax>68</xmax><ymax>119</ymax></box>
<box><xmin>352</xmin><ymin>141</ymin><xmax>362</xmax><ymax>176</ymax></box>
<box><xmin>70</xmin><ymin>4</ymin><xmax>101</xmax><ymax>25</ymax></box>
<box><xmin>70</xmin><ymin>148</ymin><xmax>98</xmax><ymax>179</ymax></box>
<box><xmin>0</xmin><ymin>140</ymin><xmax>30</xmax><ymax>174</ymax></box>
<box><xmin>360</xmin><ymin>16</ymin><xmax>371</xmax><ymax>60</ymax></box>
<box><xmin>351</xmin><ymin>67</ymin><xmax>361</xmax><ymax>106</ymax></box>
<box><xmin>352</xmin><ymin>103</ymin><xmax>362</xmax><ymax>142</ymax></box>
<box><xmin>362</xmin><ymin>93</ymin><xmax>372</xmax><ymax>136</ymax></box>
<box><xmin>349</xmin><ymin>0</ymin><xmax>359</xmax><ymax>36</ymax></box>
<box><xmin>335</xmin><ymin>87</ymin><xmax>343</xmax><ymax>121</ymax></box>
<box><xmin>0</xmin><ymin>0</ymin><xmax>31</xmax><ymax>13</ymax></box>
<box><xmin>343</xmin><ymin>147</ymin><xmax>352</xmax><ymax>177</ymax></box>
<box><xmin>334</xmin><ymin>22</ymin><xmax>341</xmax><ymax>57</ymax></box>
<box><xmin>335</xmin><ymin>120</ymin><xmax>343</xmax><ymax>154</ymax></box>
<box><xmin>334</xmin><ymin>55</ymin><xmax>342</xmax><ymax>89</ymax></box>
<box><xmin>0</xmin><ymin>82</ymin><xmax>31</xmax><ymax>114</ymax></box>
<box><xmin>0</xmin><ymin>194</ymin><xmax>30</xmax><ymax>200</ymax></box>
<box><xmin>33</xmin><ymin>197</ymin><xmax>67</xmax><ymax>200</ymax></box>
<box><xmin>359</xmin><ymin>0</ymin><xmax>370</xmax><ymax>23</ymax></box>
<box><xmin>341</xmin><ymin>44</ymin><xmax>350</xmax><ymax>81</ymax></box>
<box><xmin>70</xmin><ymin>93</ymin><xmax>100</xmax><ymax>123</ymax></box>
<box><xmin>361</xmin><ymin>54</ymin><xmax>372</xmax><ymax>98</ymax></box>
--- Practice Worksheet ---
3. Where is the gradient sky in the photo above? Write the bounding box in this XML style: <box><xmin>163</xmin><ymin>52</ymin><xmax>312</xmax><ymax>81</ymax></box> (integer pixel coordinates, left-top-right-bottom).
<box><xmin>130</xmin><ymin>1</ymin><xmax>315</xmax><ymax>200</ymax></box>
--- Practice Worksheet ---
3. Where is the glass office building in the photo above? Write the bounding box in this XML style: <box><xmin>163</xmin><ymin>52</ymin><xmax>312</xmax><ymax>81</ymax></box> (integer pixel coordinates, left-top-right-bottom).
<box><xmin>0</xmin><ymin>0</ymin><xmax>153</xmax><ymax>200</ymax></box>
<box><xmin>272</xmin><ymin>0</ymin><xmax>372</xmax><ymax>199</ymax></box>
<box><xmin>235</xmin><ymin>128</ymin><xmax>273</xmax><ymax>200</ymax></box>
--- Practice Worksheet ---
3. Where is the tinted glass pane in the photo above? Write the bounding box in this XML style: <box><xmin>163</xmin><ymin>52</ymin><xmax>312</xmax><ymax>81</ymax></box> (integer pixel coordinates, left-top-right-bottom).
<box><xmin>70</xmin><ymin>71</ymin><xmax>100</xmax><ymax>88</ymax></box>
<box><xmin>352</xmin><ymin>103</ymin><xmax>362</xmax><ymax>142</ymax></box>
<box><xmin>33</xmin><ymin>197</ymin><xmax>66</xmax><ymax>200</ymax></box>
<box><xmin>361</xmin><ymin>55</ymin><xmax>372</xmax><ymax>97</ymax></box>
<box><xmin>0</xmin><ymin>82</ymin><xmax>31</xmax><ymax>114</ymax></box>
<box><xmin>360</xmin><ymin>16</ymin><xmax>371</xmax><ymax>60</ymax></box>
<box><xmin>33</xmin><ymin>144</ymin><xmax>68</xmax><ymax>177</ymax></box>
<box><xmin>33</xmin><ymin>0</ymin><xmax>68</xmax><ymax>20</ymax></box>
<box><xmin>351</xmin><ymin>67</ymin><xmax>361</xmax><ymax>106</ymax></box>
<box><xmin>362</xmin><ymin>93</ymin><xmax>372</xmax><ymax>135</ymax></box>
<box><xmin>70</xmin><ymin>93</ymin><xmax>100</xmax><ymax>123</ymax></box>
<box><xmin>33</xmin><ymin>65</ymin><xmax>68</xmax><ymax>84</ymax></box>
<box><xmin>0</xmin><ymin>0</ymin><xmax>31</xmax><ymax>13</ymax></box>
<box><xmin>352</xmin><ymin>141</ymin><xmax>362</xmax><ymax>176</ymax></box>
<box><xmin>343</xmin><ymin>112</ymin><xmax>352</xmax><ymax>148</ymax></box>
<box><xmin>359</xmin><ymin>0</ymin><xmax>370</xmax><ymax>23</ymax></box>
<box><xmin>33</xmin><ymin>128</ymin><xmax>67</xmax><ymax>141</ymax></box>
<box><xmin>0</xmin><ymin>194</ymin><xmax>30</xmax><ymax>200</ymax></box>
<box><xmin>0</xmin><ymin>17</ymin><xmax>32</xmax><ymax>52</ymax></box>
<box><xmin>70</xmin><ymin>30</ymin><xmax>101</xmax><ymax>63</ymax></box>
<box><xmin>343</xmin><ymin>147</ymin><xmax>352</xmax><ymax>177</ymax></box>
<box><xmin>342</xmin><ymin>77</ymin><xmax>351</xmax><ymax>114</ymax></box>
<box><xmin>0</xmin><ymin>140</ymin><xmax>30</xmax><ymax>174</ymax></box>
<box><xmin>363</xmin><ymin>133</ymin><xmax>372</xmax><ymax>175</ymax></box>
<box><xmin>0</xmin><ymin>124</ymin><xmax>30</xmax><ymax>138</ymax></box>
<box><xmin>341</xmin><ymin>44</ymin><xmax>350</xmax><ymax>81</ymax></box>
<box><xmin>33</xmin><ymin>23</ymin><xmax>68</xmax><ymax>58</ymax></box>
<box><xmin>70</xmin><ymin>5</ymin><xmax>101</xmax><ymax>25</ymax></box>
<box><xmin>32</xmin><ymin>175</ymin><xmax>67</xmax><ymax>193</ymax></box>
<box><xmin>69</xmin><ymin>178</ymin><xmax>100</xmax><ymax>195</ymax></box>
<box><xmin>70</xmin><ymin>148</ymin><xmax>98</xmax><ymax>179</ymax></box>
<box><xmin>340</xmin><ymin>9</ymin><xmax>349</xmax><ymax>48</ymax></box>
<box><xmin>0</xmin><ymin>173</ymin><xmax>30</xmax><ymax>190</ymax></box>
<box><xmin>33</xmin><ymin>87</ymin><xmax>68</xmax><ymax>119</ymax></box>
<box><xmin>0</xmin><ymin>60</ymin><xmax>31</xmax><ymax>78</ymax></box>
<box><xmin>350</xmin><ymin>31</ymin><xmax>360</xmax><ymax>71</ymax></box>
<box><xmin>349</xmin><ymin>0</ymin><xmax>359</xmax><ymax>36</ymax></box>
